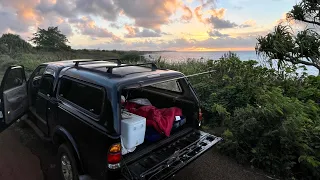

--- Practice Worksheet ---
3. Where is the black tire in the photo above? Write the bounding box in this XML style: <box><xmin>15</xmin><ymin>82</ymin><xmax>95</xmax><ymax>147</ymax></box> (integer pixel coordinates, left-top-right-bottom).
<box><xmin>58</xmin><ymin>143</ymin><xmax>79</xmax><ymax>180</ymax></box>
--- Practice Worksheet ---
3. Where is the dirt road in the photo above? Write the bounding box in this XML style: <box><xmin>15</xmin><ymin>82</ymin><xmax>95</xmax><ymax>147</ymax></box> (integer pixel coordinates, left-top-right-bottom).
<box><xmin>0</xmin><ymin>121</ymin><xmax>271</xmax><ymax>180</ymax></box>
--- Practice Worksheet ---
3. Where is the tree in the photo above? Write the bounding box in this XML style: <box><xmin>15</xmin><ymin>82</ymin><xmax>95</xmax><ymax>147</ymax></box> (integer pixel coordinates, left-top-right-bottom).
<box><xmin>256</xmin><ymin>0</ymin><xmax>320</xmax><ymax>75</ymax></box>
<box><xmin>30</xmin><ymin>26</ymin><xmax>71</xmax><ymax>51</ymax></box>
<box><xmin>0</xmin><ymin>33</ymin><xmax>32</xmax><ymax>54</ymax></box>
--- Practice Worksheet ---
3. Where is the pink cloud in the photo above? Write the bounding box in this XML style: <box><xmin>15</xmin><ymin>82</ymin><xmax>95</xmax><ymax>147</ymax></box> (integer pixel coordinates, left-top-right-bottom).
<box><xmin>125</xmin><ymin>25</ymin><xmax>136</xmax><ymax>37</ymax></box>
<box><xmin>115</xmin><ymin>0</ymin><xmax>181</xmax><ymax>30</ymax></box>
<box><xmin>243</xmin><ymin>20</ymin><xmax>256</xmax><ymax>26</ymax></box>
<box><xmin>71</xmin><ymin>17</ymin><xmax>115</xmax><ymax>38</ymax></box>
<box><xmin>208</xmin><ymin>8</ymin><xmax>226</xmax><ymax>19</ymax></box>
<box><xmin>124</xmin><ymin>25</ymin><xmax>162</xmax><ymax>38</ymax></box>
<box><xmin>194</xmin><ymin>6</ymin><xmax>204</xmax><ymax>22</ymax></box>
<box><xmin>181</xmin><ymin>5</ymin><xmax>193</xmax><ymax>22</ymax></box>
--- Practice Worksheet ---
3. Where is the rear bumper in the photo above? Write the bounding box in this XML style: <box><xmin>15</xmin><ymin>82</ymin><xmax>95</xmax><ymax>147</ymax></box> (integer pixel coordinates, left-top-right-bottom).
<box><xmin>79</xmin><ymin>175</ymin><xmax>93</xmax><ymax>180</ymax></box>
<box><xmin>79</xmin><ymin>172</ymin><xmax>123</xmax><ymax>180</ymax></box>
<box><xmin>122</xmin><ymin>128</ymin><xmax>222</xmax><ymax>180</ymax></box>
<box><xmin>80</xmin><ymin>129</ymin><xmax>222</xmax><ymax>180</ymax></box>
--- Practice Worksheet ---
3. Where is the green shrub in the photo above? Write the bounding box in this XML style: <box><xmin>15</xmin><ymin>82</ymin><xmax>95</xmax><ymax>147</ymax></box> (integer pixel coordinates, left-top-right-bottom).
<box><xmin>0</xmin><ymin>50</ymin><xmax>125</xmax><ymax>74</ymax></box>
<box><xmin>221</xmin><ymin>88</ymin><xmax>320</xmax><ymax>178</ymax></box>
<box><xmin>157</xmin><ymin>53</ymin><xmax>320</xmax><ymax>179</ymax></box>
<box><xmin>120</xmin><ymin>52</ymin><xmax>144</xmax><ymax>62</ymax></box>
<box><xmin>0</xmin><ymin>55</ymin><xmax>18</xmax><ymax>70</ymax></box>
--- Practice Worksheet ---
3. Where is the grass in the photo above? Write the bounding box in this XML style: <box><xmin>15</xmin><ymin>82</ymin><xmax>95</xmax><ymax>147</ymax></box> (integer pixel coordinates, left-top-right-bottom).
<box><xmin>0</xmin><ymin>50</ymin><xmax>144</xmax><ymax>75</ymax></box>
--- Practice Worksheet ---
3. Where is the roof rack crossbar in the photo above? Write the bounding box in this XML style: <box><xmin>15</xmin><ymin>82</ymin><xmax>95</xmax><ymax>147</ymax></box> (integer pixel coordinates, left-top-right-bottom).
<box><xmin>74</xmin><ymin>58</ymin><xmax>122</xmax><ymax>66</ymax></box>
<box><xmin>106</xmin><ymin>63</ymin><xmax>158</xmax><ymax>73</ymax></box>
<box><xmin>102</xmin><ymin>58</ymin><xmax>122</xmax><ymax>66</ymax></box>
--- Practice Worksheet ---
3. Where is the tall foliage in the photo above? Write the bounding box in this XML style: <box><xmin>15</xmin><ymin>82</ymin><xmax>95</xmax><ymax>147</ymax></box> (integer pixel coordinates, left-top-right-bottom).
<box><xmin>30</xmin><ymin>26</ymin><xmax>70</xmax><ymax>51</ymax></box>
<box><xmin>0</xmin><ymin>33</ymin><xmax>32</xmax><ymax>55</ymax></box>
<box><xmin>256</xmin><ymin>0</ymin><xmax>320</xmax><ymax>75</ymax></box>
<box><xmin>157</xmin><ymin>54</ymin><xmax>320</xmax><ymax>179</ymax></box>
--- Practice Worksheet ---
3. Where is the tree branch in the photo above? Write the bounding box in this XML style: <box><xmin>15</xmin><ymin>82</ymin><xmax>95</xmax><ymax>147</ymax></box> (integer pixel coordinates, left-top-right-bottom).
<box><xmin>287</xmin><ymin>57</ymin><xmax>320</xmax><ymax>70</ymax></box>
<box><xmin>299</xmin><ymin>19</ymin><xmax>320</xmax><ymax>26</ymax></box>
<box><xmin>296</xmin><ymin>59</ymin><xmax>317</xmax><ymax>67</ymax></box>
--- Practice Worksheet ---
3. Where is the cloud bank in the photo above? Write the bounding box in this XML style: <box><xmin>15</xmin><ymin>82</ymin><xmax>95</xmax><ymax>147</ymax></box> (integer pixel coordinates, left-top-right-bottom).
<box><xmin>0</xmin><ymin>0</ymin><xmax>272</xmax><ymax>51</ymax></box>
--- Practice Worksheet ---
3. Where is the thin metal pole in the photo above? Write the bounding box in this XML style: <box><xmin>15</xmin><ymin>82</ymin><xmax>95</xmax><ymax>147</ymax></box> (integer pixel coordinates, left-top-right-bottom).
<box><xmin>184</xmin><ymin>70</ymin><xmax>215</xmax><ymax>78</ymax></box>
<box><xmin>153</xmin><ymin>70</ymin><xmax>216</xmax><ymax>84</ymax></box>
<box><xmin>124</xmin><ymin>70</ymin><xmax>216</xmax><ymax>89</ymax></box>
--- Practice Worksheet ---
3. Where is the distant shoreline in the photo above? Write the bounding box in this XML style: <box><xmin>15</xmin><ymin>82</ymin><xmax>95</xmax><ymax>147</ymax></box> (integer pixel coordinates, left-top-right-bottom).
<box><xmin>142</xmin><ymin>51</ymin><xmax>258</xmax><ymax>62</ymax></box>
<box><xmin>143</xmin><ymin>50</ymin><xmax>255</xmax><ymax>53</ymax></box>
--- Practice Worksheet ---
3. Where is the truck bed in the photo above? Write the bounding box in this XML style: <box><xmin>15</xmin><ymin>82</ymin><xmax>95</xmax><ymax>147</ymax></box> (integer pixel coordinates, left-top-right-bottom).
<box><xmin>122</xmin><ymin>128</ymin><xmax>221</xmax><ymax>180</ymax></box>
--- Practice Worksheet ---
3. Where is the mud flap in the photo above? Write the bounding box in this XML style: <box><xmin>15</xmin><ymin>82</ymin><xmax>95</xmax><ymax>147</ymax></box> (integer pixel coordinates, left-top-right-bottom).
<box><xmin>122</xmin><ymin>129</ymin><xmax>222</xmax><ymax>180</ymax></box>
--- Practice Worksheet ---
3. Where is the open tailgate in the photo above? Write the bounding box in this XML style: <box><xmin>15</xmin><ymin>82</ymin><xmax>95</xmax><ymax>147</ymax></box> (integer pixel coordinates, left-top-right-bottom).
<box><xmin>122</xmin><ymin>128</ymin><xmax>222</xmax><ymax>180</ymax></box>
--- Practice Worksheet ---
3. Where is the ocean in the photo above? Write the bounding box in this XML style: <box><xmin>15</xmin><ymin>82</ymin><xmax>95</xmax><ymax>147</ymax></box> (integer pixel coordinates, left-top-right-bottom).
<box><xmin>144</xmin><ymin>51</ymin><xmax>258</xmax><ymax>62</ymax></box>
<box><xmin>143</xmin><ymin>51</ymin><xmax>318</xmax><ymax>76</ymax></box>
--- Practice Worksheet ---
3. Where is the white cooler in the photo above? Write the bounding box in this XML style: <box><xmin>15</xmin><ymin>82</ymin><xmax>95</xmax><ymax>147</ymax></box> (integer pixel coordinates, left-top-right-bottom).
<box><xmin>121</xmin><ymin>111</ymin><xmax>146</xmax><ymax>149</ymax></box>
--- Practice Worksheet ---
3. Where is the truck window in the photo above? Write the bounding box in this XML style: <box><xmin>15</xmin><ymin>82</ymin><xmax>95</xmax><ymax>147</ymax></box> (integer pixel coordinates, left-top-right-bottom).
<box><xmin>38</xmin><ymin>74</ymin><xmax>54</xmax><ymax>95</ymax></box>
<box><xmin>3</xmin><ymin>68</ymin><xmax>24</xmax><ymax>91</ymax></box>
<box><xmin>58</xmin><ymin>77</ymin><xmax>104</xmax><ymax>116</ymax></box>
<box><xmin>29</xmin><ymin>65</ymin><xmax>46</xmax><ymax>80</ymax></box>
<box><xmin>35</xmin><ymin>66</ymin><xmax>46</xmax><ymax>77</ymax></box>
<box><xmin>150</xmin><ymin>80</ymin><xmax>182</xmax><ymax>93</ymax></box>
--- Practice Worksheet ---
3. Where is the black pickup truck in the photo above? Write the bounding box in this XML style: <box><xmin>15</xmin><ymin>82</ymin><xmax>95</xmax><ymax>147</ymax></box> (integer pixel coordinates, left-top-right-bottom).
<box><xmin>0</xmin><ymin>59</ymin><xmax>221</xmax><ymax>180</ymax></box>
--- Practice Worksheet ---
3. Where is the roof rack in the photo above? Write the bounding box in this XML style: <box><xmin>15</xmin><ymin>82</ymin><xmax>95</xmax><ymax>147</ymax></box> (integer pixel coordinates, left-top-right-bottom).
<box><xmin>106</xmin><ymin>63</ymin><xmax>158</xmax><ymax>73</ymax></box>
<box><xmin>74</xmin><ymin>58</ymin><xmax>122</xmax><ymax>66</ymax></box>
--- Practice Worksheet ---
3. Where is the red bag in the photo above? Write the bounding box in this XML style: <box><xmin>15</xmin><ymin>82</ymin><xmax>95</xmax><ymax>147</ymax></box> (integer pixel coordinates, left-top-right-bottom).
<box><xmin>125</xmin><ymin>102</ymin><xmax>182</xmax><ymax>137</ymax></box>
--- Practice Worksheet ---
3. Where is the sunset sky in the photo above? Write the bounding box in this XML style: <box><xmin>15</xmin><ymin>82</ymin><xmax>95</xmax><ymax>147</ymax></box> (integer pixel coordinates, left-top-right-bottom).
<box><xmin>0</xmin><ymin>0</ymin><xmax>301</xmax><ymax>51</ymax></box>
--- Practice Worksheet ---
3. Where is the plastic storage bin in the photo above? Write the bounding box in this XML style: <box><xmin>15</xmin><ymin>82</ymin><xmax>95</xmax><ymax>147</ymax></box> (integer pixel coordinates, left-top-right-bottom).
<box><xmin>121</xmin><ymin>111</ymin><xmax>146</xmax><ymax>149</ymax></box>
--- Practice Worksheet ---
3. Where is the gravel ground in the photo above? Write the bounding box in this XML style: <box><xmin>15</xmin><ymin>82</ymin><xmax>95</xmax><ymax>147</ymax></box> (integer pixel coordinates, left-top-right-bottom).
<box><xmin>0</xmin><ymin>121</ymin><xmax>273</xmax><ymax>180</ymax></box>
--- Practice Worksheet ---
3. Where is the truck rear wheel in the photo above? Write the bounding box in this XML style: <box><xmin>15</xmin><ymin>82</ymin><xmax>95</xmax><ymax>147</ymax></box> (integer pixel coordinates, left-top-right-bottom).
<box><xmin>58</xmin><ymin>143</ymin><xmax>79</xmax><ymax>180</ymax></box>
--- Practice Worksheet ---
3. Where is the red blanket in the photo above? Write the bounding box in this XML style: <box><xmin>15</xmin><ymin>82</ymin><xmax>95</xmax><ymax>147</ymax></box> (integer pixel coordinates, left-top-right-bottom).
<box><xmin>125</xmin><ymin>102</ymin><xmax>182</xmax><ymax>137</ymax></box>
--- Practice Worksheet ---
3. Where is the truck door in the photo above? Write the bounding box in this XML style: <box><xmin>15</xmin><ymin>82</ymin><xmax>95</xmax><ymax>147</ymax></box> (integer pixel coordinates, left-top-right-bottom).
<box><xmin>35</xmin><ymin>72</ymin><xmax>55</xmax><ymax>135</ymax></box>
<box><xmin>0</xmin><ymin>66</ymin><xmax>28</xmax><ymax>133</ymax></box>
<box><xmin>28</xmin><ymin>65</ymin><xmax>47</xmax><ymax>107</ymax></box>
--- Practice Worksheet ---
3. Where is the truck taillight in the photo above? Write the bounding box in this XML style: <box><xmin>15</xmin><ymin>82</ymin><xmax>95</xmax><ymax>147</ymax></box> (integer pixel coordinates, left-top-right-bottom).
<box><xmin>109</xmin><ymin>143</ymin><xmax>121</xmax><ymax>153</ymax></box>
<box><xmin>108</xmin><ymin>153</ymin><xmax>121</xmax><ymax>164</ymax></box>
<box><xmin>108</xmin><ymin>143</ymin><xmax>122</xmax><ymax>169</ymax></box>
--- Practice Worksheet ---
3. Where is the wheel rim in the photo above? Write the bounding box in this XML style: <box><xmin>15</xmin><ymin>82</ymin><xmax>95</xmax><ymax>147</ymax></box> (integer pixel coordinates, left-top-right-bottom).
<box><xmin>61</xmin><ymin>154</ymin><xmax>73</xmax><ymax>180</ymax></box>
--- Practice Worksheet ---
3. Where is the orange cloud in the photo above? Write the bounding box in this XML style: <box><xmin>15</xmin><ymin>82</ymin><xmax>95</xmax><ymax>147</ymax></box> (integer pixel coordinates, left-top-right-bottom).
<box><xmin>163</xmin><ymin>0</ymin><xmax>180</xmax><ymax>11</ymax></box>
<box><xmin>194</xmin><ymin>6</ymin><xmax>204</xmax><ymax>22</ymax></box>
<box><xmin>56</xmin><ymin>17</ymin><xmax>64</xmax><ymax>24</ymax></box>
<box><xmin>20</xmin><ymin>8</ymin><xmax>37</xmax><ymax>21</ymax></box>
<box><xmin>276</xmin><ymin>13</ymin><xmax>295</xmax><ymax>25</ymax></box>
<box><xmin>79</xmin><ymin>17</ymin><xmax>96</xmax><ymax>28</ymax></box>
<box><xmin>119</xmin><ymin>0</ymin><xmax>181</xmax><ymax>30</ymax></box>
<box><xmin>181</xmin><ymin>5</ymin><xmax>193</xmax><ymax>21</ymax></box>
<box><xmin>125</xmin><ymin>25</ymin><xmax>136</xmax><ymax>37</ymax></box>
<box><xmin>119</xmin><ymin>10</ymin><xmax>125</xmax><ymax>16</ymax></box>
<box><xmin>242</xmin><ymin>19</ymin><xmax>256</xmax><ymax>27</ymax></box>
<box><xmin>194</xmin><ymin>0</ymin><xmax>216</xmax><ymax>22</ymax></box>
<box><xmin>71</xmin><ymin>16</ymin><xmax>114</xmax><ymax>38</ymax></box>
<box><xmin>2</xmin><ymin>0</ymin><xmax>39</xmax><ymax>20</ymax></box>
<box><xmin>209</xmin><ymin>8</ymin><xmax>226</xmax><ymax>19</ymax></box>
<box><xmin>195</xmin><ymin>6</ymin><xmax>227</xmax><ymax>24</ymax></box>
<box><xmin>0</xmin><ymin>0</ymin><xmax>46</xmax><ymax>31</ymax></box>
